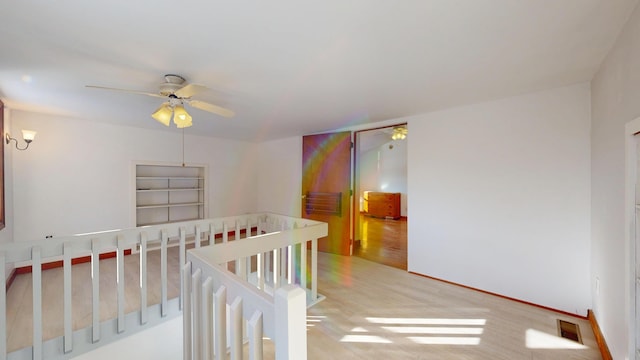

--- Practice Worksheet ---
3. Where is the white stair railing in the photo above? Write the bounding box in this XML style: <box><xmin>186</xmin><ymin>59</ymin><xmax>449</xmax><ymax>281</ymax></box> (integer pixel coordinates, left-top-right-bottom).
<box><xmin>184</xmin><ymin>214</ymin><xmax>328</xmax><ymax>360</ymax></box>
<box><xmin>0</xmin><ymin>213</ymin><xmax>325</xmax><ymax>360</ymax></box>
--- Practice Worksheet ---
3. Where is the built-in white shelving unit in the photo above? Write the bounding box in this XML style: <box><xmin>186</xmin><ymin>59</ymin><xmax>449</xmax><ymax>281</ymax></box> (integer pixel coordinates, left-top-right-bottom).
<box><xmin>135</xmin><ymin>164</ymin><xmax>207</xmax><ymax>226</ymax></box>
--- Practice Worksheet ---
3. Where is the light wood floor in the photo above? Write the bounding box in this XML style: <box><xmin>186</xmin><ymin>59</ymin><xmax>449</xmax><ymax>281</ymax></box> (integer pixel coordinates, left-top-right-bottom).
<box><xmin>6</xmin><ymin>247</ymin><xmax>601</xmax><ymax>359</ymax></box>
<box><xmin>354</xmin><ymin>215</ymin><xmax>407</xmax><ymax>270</ymax></box>
<box><xmin>5</xmin><ymin>246</ymin><xmax>184</xmax><ymax>352</ymax></box>
<box><xmin>307</xmin><ymin>253</ymin><xmax>601</xmax><ymax>359</ymax></box>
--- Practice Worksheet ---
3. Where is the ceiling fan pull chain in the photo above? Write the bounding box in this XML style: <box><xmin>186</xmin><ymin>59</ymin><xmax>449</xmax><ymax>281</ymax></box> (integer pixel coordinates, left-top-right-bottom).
<box><xmin>182</xmin><ymin>127</ymin><xmax>186</xmax><ymax>167</ymax></box>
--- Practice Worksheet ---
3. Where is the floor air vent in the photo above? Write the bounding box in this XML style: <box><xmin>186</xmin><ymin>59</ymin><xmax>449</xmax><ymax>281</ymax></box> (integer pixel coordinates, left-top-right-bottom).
<box><xmin>557</xmin><ymin>319</ymin><xmax>583</xmax><ymax>344</ymax></box>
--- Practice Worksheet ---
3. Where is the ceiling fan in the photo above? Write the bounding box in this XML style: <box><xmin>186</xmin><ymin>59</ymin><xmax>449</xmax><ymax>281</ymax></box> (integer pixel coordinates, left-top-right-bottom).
<box><xmin>86</xmin><ymin>74</ymin><xmax>235</xmax><ymax>128</ymax></box>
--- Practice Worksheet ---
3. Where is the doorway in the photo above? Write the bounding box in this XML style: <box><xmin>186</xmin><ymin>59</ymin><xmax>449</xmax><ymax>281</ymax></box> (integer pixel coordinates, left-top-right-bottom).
<box><xmin>353</xmin><ymin>124</ymin><xmax>408</xmax><ymax>270</ymax></box>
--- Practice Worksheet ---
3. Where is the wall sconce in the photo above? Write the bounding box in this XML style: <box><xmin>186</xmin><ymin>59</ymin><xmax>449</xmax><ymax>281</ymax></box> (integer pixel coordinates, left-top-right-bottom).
<box><xmin>5</xmin><ymin>130</ymin><xmax>37</xmax><ymax>150</ymax></box>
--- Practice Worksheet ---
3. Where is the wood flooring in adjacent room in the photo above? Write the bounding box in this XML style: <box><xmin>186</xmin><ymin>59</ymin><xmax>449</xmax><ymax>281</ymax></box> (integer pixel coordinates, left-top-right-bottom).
<box><xmin>354</xmin><ymin>214</ymin><xmax>408</xmax><ymax>270</ymax></box>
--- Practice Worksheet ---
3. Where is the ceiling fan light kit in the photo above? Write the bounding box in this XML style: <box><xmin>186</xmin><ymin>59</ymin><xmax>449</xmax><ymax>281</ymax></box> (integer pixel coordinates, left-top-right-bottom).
<box><xmin>173</xmin><ymin>105</ymin><xmax>193</xmax><ymax>128</ymax></box>
<box><xmin>151</xmin><ymin>100</ymin><xmax>193</xmax><ymax>128</ymax></box>
<box><xmin>151</xmin><ymin>102</ymin><xmax>173</xmax><ymax>126</ymax></box>
<box><xmin>87</xmin><ymin>74</ymin><xmax>235</xmax><ymax>129</ymax></box>
<box><xmin>391</xmin><ymin>126</ymin><xmax>408</xmax><ymax>140</ymax></box>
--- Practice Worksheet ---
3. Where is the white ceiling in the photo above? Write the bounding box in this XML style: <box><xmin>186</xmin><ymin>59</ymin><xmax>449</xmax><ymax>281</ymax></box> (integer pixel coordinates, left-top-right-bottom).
<box><xmin>1</xmin><ymin>1</ymin><xmax>637</xmax><ymax>142</ymax></box>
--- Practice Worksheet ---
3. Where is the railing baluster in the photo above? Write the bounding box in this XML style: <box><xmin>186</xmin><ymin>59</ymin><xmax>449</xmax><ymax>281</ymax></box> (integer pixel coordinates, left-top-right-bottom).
<box><xmin>214</xmin><ymin>286</ymin><xmax>227</xmax><ymax>359</ymax></box>
<box><xmin>301</xmin><ymin>240</ymin><xmax>307</xmax><ymax>291</ymax></box>
<box><xmin>245</xmin><ymin>219</ymin><xmax>251</xmax><ymax>277</ymax></box>
<box><xmin>182</xmin><ymin>262</ymin><xmax>192</xmax><ymax>360</ymax></box>
<box><xmin>236</xmin><ymin>256</ymin><xmax>247</xmax><ymax>281</ymax></box>
<box><xmin>234</xmin><ymin>220</ymin><xmax>248</xmax><ymax>280</ymax></box>
<box><xmin>257</xmin><ymin>252</ymin><xmax>264</xmax><ymax>290</ymax></box>
<box><xmin>195</xmin><ymin>225</ymin><xmax>202</xmax><ymax>248</ymax></box>
<box><xmin>273</xmin><ymin>248</ymin><xmax>279</xmax><ymax>289</ymax></box>
<box><xmin>161</xmin><ymin>229</ymin><xmax>168</xmax><ymax>317</ymax></box>
<box><xmin>140</xmin><ymin>232</ymin><xmax>148</xmax><ymax>325</ymax></box>
<box><xmin>192</xmin><ymin>269</ymin><xmax>202</xmax><ymax>360</ymax></box>
<box><xmin>91</xmin><ymin>239</ymin><xmax>100</xmax><ymax>343</ymax></box>
<box><xmin>292</xmin><ymin>222</ymin><xmax>299</xmax><ymax>285</ymax></box>
<box><xmin>0</xmin><ymin>251</ymin><xmax>5</xmax><ymax>359</ymax></box>
<box><xmin>179</xmin><ymin>227</ymin><xmax>186</xmax><ymax>310</ymax></box>
<box><xmin>265</xmin><ymin>249</ymin><xmax>271</xmax><ymax>284</ymax></box>
<box><xmin>202</xmin><ymin>277</ymin><xmax>213</xmax><ymax>360</ymax></box>
<box><xmin>248</xmin><ymin>311</ymin><xmax>263</xmax><ymax>360</ymax></box>
<box><xmin>63</xmin><ymin>242</ymin><xmax>73</xmax><ymax>353</ymax></box>
<box><xmin>280</xmin><ymin>246</ymin><xmax>287</xmax><ymax>285</ymax></box>
<box><xmin>32</xmin><ymin>246</ymin><xmax>43</xmax><ymax>359</ymax></box>
<box><xmin>0</xmin><ymin>213</ymin><xmax>324</xmax><ymax>360</ymax></box>
<box><xmin>117</xmin><ymin>235</ymin><xmax>125</xmax><ymax>333</ymax></box>
<box><xmin>311</xmin><ymin>238</ymin><xmax>318</xmax><ymax>301</ymax></box>
<box><xmin>230</xmin><ymin>297</ymin><xmax>243</xmax><ymax>360</ymax></box>
<box><xmin>287</xmin><ymin>245</ymin><xmax>293</xmax><ymax>285</ymax></box>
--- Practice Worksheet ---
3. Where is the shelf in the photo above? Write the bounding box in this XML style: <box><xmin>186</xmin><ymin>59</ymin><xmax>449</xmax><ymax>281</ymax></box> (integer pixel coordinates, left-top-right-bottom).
<box><xmin>136</xmin><ymin>188</ymin><xmax>203</xmax><ymax>192</ymax></box>
<box><xmin>137</xmin><ymin>177</ymin><xmax>204</xmax><ymax>180</ymax></box>
<box><xmin>137</xmin><ymin>218</ymin><xmax>203</xmax><ymax>227</ymax></box>
<box><xmin>135</xmin><ymin>164</ymin><xmax>206</xmax><ymax>227</ymax></box>
<box><xmin>137</xmin><ymin>202</ymin><xmax>204</xmax><ymax>209</ymax></box>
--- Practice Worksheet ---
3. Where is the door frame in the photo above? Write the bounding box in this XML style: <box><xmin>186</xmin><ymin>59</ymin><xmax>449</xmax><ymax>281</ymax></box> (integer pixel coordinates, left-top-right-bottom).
<box><xmin>625</xmin><ymin>116</ymin><xmax>640</xmax><ymax>359</ymax></box>
<box><xmin>352</xmin><ymin>123</ymin><xmax>408</xmax><ymax>256</ymax></box>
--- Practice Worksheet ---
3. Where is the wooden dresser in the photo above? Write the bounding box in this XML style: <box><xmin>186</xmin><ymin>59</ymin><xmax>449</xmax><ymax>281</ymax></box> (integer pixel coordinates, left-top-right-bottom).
<box><xmin>363</xmin><ymin>192</ymin><xmax>401</xmax><ymax>219</ymax></box>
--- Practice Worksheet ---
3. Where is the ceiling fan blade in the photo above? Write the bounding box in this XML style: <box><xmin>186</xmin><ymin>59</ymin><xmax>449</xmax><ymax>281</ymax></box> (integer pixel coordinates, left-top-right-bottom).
<box><xmin>188</xmin><ymin>100</ymin><xmax>235</xmax><ymax>118</ymax></box>
<box><xmin>85</xmin><ymin>85</ymin><xmax>164</xmax><ymax>98</ymax></box>
<box><xmin>174</xmin><ymin>84</ymin><xmax>208</xmax><ymax>98</ymax></box>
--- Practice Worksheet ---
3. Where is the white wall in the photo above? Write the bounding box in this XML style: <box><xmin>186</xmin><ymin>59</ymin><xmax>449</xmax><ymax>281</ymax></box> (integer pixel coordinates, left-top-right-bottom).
<box><xmin>256</xmin><ymin>83</ymin><xmax>592</xmax><ymax>316</ymax></box>
<box><xmin>1</xmin><ymin>107</ymin><xmax>15</xmax><ymax>279</ymax></box>
<box><xmin>407</xmin><ymin>83</ymin><xmax>592</xmax><ymax>315</ymax></box>
<box><xmin>591</xmin><ymin>2</ymin><xmax>640</xmax><ymax>358</ymax></box>
<box><xmin>256</xmin><ymin>136</ymin><xmax>302</xmax><ymax>216</ymax></box>
<box><xmin>10</xmin><ymin>111</ymin><xmax>259</xmax><ymax>241</ymax></box>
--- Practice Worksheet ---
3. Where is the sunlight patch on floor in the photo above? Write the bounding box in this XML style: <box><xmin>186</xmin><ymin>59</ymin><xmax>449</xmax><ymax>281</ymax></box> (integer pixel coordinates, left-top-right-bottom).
<box><xmin>382</xmin><ymin>326</ymin><xmax>484</xmax><ymax>335</ymax></box>
<box><xmin>525</xmin><ymin>329</ymin><xmax>588</xmax><ymax>350</ymax></box>
<box><xmin>307</xmin><ymin>315</ymin><xmax>326</xmax><ymax>328</ymax></box>
<box><xmin>340</xmin><ymin>335</ymin><xmax>393</xmax><ymax>344</ymax></box>
<box><xmin>408</xmin><ymin>336</ymin><xmax>481</xmax><ymax>345</ymax></box>
<box><xmin>366</xmin><ymin>317</ymin><xmax>487</xmax><ymax>326</ymax></box>
<box><xmin>339</xmin><ymin>317</ymin><xmax>486</xmax><ymax>345</ymax></box>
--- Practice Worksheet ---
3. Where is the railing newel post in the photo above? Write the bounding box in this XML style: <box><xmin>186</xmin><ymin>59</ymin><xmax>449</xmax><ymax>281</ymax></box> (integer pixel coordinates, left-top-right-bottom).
<box><xmin>274</xmin><ymin>285</ymin><xmax>307</xmax><ymax>360</ymax></box>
